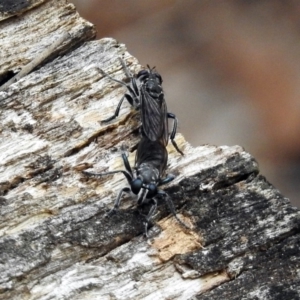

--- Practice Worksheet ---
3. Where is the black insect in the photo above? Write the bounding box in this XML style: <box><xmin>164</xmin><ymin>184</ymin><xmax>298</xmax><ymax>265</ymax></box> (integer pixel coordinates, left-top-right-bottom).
<box><xmin>83</xmin><ymin>137</ymin><xmax>187</xmax><ymax>236</ymax></box>
<box><xmin>99</xmin><ymin>58</ymin><xmax>183</xmax><ymax>155</ymax></box>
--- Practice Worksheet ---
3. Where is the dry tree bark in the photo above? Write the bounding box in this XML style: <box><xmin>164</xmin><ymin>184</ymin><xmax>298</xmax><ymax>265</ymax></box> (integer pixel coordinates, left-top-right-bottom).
<box><xmin>0</xmin><ymin>1</ymin><xmax>300</xmax><ymax>299</ymax></box>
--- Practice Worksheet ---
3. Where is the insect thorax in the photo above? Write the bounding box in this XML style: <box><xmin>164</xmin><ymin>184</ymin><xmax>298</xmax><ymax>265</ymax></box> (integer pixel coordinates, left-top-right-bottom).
<box><xmin>136</xmin><ymin>163</ymin><xmax>160</xmax><ymax>185</ymax></box>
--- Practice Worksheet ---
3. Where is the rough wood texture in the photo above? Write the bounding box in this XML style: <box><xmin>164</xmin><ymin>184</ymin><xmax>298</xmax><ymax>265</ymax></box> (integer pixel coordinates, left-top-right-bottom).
<box><xmin>1</xmin><ymin>1</ymin><xmax>300</xmax><ymax>299</ymax></box>
<box><xmin>0</xmin><ymin>0</ymin><xmax>46</xmax><ymax>21</ymax></box>
<box><xmin>0</xmin><ymin>0</ymin><xmax>96</xmax><ymax>84</ymax></box>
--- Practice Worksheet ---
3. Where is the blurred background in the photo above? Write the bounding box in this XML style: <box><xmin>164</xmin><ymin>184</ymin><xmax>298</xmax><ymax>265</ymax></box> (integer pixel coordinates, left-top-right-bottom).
<box><xmin>71</xmin><ymin>0</ymin><xmax>300</xmax><ymax>206</ymax></box>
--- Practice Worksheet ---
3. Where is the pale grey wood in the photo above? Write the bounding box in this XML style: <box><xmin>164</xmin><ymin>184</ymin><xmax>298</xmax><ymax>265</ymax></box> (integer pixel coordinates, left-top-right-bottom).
<box><xmin>0</xmin><ymin>32</ymin><xmax>70</xmax><ymax>92</ymax></box>
<box><xmin>0</xmin><ymin>1</ymin><xmax>300</xmax><ymax>300</ymax></box>
<box><xmin>0</xmin><ymin>0</ymin><xmax>96</xmax><ymax>81</ymax></box>
<box><xmin>0</xmin><ymin>0</ymin><xmax>47</xmax><ymax>21</ymax></box>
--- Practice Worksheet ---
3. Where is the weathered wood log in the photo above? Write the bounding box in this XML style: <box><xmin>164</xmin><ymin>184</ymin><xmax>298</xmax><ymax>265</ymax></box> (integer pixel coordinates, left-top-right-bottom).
<box><xmin>0</xmin><ymin>1</ymin><xmax>300</xmax><ymax>299</ymax></box>
<box><xmin>0</xmin><ymin>0</ymin><xmax>96</xmax><ymax>85</ymax></box>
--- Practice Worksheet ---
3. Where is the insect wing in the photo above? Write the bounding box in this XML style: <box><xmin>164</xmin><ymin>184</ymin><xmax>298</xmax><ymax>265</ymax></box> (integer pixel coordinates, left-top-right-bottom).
<box><xmin>140</xmin><ymin>87</ymin><xmax>168</xmax><ymax>145</ymax></box>
<box><xmin>160</xmin><ymin>99</ymin><xmax>169</xmax><ymax>147</ymax></box>
<box><xmin>135</xmin><ymin>138</ymin><xmax>168</xmax><ymax>176</ymax></box>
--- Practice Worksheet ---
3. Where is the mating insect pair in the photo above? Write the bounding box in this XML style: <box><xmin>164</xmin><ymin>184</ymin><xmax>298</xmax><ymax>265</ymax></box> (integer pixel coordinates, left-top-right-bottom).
<box><xmin>84</xmin><ymin>59</ymin><xmax>187</xmax><ymax>236</ymax></box>
<box><xmin>84</xmin><ymin>137</ymin><xmax>187</xmax><ymax>236</ymax></box>
<box><xmin>100</xmin><ymin>58</ymin><xmax>183</xmax><ymax>156</ymax></box>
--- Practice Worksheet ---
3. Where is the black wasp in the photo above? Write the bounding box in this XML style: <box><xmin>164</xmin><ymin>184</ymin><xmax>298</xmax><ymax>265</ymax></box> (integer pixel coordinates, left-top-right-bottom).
<box><xmin>99</xmin><ymin>58</ymin><xmax>183</xmax><ymax>155</ymax></box>
<box><xmin>83</xmin><ymin>137</ymin><xmax>187</xmax><ymax>236</ymax></box>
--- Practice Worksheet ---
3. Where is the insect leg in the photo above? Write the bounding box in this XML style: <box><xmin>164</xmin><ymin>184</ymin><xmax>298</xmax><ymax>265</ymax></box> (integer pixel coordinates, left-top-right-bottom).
<box><xmin>99</xmin><ymin>63</ymin><xmax>137</xmax><ymax>123</ymax></box>
<box><xmin>121</xmin><ymin>152</ymin><xmax>133</xmax><ymax>176</ymax></box>
<box><xmin>101</xmin><ymin>95</ymin><xmax>125</xmax><ymax>123</ymax></box>
<box><xmin>118</xmin><ymin>58</ymin><xmax>141</xmax><ymax>105</ymax></box>
<box><xmin>167</xmin><ymin>112</ymin><xmax>184</xmax><ymax>156</ymax></box>
<box><xmin>98</xmin><ymin>67</ymin><xmax>127</xmax><ymax>87</ymax></box>
<box><xmin>158</xmin><ymin>174</ymin><xmax>175</xmax><ymax>186</ymax></box>
<box><xmin>101</xmin><ymin>93</ymin><xmax>136</xmax><ymax>123</ymax></box>
<box><xmin>131</xmin><ymin>142</ymin><xmax>139</xmax><ymax>153</ymax></box>
<box><xmin>83</xmin><ymin>169</ymin><xmax>133</xmax><ymax>185</ymax></box>
<box><xmin>106</xmin><ymin>186</ymin><xmax>131</xmax><ymax>217</ymax></box>
<box><xmin>143</xmin><ymin>198</ymin><xmax>158</xmax><ymax>237</ymax></box>
<box><xmin>158</xmin><ymin>190</ymin><xmax>190</xmax><ymax>229</ymax></box>
<box><xmin>118</xmin><ymin>57</ymin><xmax>133</xmax><ymax>78</ymax></box>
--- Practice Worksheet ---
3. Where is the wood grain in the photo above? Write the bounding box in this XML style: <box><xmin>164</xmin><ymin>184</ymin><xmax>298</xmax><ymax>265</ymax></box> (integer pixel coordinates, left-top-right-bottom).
<box><xmin>0</xmin><ymin>1</ymin><xmax>299</xmax><ymax>299</ymax></box>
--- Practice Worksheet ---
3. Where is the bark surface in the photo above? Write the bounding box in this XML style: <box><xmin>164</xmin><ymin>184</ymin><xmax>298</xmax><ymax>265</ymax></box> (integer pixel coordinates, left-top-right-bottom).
<box><xmin>0</xmin><ymin>1</ymin><xmax>299</xmax><ymax>299</ymax></box>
